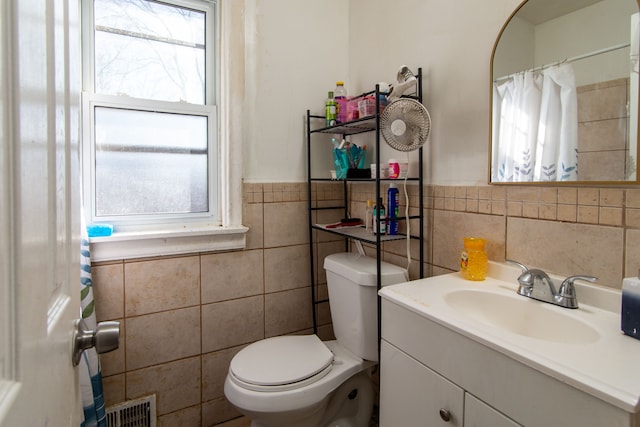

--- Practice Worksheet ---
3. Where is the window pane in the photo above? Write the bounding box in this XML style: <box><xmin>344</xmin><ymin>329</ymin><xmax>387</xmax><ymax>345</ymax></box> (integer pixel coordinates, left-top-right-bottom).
<box><xmin>94</xmin><ymin>107</ymin><xmax>208</xmax><ymax>216</ymax></box>
<box><xmin>94</xmin><ymin>0</ymin><xmax>205</xmax><ymax>104</ymax></box>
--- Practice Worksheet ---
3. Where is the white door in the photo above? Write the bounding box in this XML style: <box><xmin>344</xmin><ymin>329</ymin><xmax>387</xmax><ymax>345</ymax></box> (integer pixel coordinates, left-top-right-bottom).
<box><xmin>0</xmin><ymin>0</ymin><xmax>82</xmax><ymax>426</ymax></box>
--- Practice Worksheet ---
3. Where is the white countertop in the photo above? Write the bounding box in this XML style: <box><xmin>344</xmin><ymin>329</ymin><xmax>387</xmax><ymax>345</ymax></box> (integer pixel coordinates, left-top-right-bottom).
<box><xmin>379</xmin><ymin>262</ymin><xmax>640</xmax><ymax>413</ymax></box>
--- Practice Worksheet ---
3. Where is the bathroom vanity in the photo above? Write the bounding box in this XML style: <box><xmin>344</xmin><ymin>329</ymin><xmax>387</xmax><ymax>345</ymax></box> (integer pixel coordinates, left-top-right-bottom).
<box><xmin>379</xmin><ymin>262</ymin><xmax>640</xmax><ymax>427</ymax></box>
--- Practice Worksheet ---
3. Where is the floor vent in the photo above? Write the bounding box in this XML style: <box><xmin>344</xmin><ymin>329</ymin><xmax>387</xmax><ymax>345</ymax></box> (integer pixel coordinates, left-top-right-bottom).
<box><xmin>105</xmin><ymin>395</ymin><xmax>157</xmax><ymax>427</ymax></box>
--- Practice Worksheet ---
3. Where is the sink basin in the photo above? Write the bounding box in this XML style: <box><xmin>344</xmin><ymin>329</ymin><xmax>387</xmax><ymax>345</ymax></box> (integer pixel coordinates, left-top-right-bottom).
<box><xmin>444</xmin><ymin>289</ymin><xmax>600</xmax><ymax>344</ymax></box>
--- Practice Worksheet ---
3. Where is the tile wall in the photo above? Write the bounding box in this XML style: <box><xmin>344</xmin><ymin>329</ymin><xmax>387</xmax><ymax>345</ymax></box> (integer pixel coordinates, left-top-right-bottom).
<box><xmin>93</xmin><ymin>183</ymin><xmax>341</xmax><ymax>426</ymax></box>
<box><xmin>93</xmin><ymin>181</ymin><xmax>640</xmax><ymax>426</ymax></box>
<box><xmin>577</xmin><ymin>77</ymin><xmax>630</xmax><ymax>181</ymax></box>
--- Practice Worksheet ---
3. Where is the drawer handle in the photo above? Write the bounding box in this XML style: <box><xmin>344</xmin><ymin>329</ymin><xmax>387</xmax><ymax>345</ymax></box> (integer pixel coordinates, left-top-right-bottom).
<box><xmin>439</xmin><ymin>408</ymin><xmax>451</xmax><ymax>422</ymax></box>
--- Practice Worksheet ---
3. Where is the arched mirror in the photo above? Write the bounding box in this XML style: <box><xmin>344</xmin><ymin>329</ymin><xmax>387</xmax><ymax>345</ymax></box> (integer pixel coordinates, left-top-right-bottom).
<box><xmin>490</xmin><ymin>0</ymin><xmax>640</xmax><ymax>184</ymax></box>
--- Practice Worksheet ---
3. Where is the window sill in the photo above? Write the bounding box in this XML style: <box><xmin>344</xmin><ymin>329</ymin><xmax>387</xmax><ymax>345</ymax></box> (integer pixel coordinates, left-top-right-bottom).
<box><xmin>89</xmin><ymin>225</ymin><xmax>249</xmax><ymax>262</ymax></box>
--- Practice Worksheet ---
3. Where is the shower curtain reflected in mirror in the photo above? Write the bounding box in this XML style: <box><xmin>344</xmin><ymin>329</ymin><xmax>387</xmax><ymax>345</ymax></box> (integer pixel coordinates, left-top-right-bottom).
<box><xmin>492</xmin><ymin>64</ymin><xmax>578</xmax><ymax>182</ymax></box>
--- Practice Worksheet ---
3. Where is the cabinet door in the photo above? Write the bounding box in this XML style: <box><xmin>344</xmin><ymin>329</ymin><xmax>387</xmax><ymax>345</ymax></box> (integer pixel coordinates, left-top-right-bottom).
<box><xmin>464</xmin><ymin>393</ymin><xmax>521</xmax><ymax>427</ymax></box>
<box><xmin>380</xmin><ymin>340</ymin><xmax>464</xmax><ymax>426</ymax></box>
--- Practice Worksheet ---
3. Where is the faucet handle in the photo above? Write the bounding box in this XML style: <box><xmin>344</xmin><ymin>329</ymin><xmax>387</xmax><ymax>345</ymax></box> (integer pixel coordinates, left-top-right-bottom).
<box><xmin>506</xmin><ymin>259</ymin><xmax>534</xmax><ymax>296</ymax></box>
<box><xmin>506</xmin><ymin>259</ymin><xmax>529</xmax><ymax>273</ymax></box>
<box><xmin>557</xmin><ymin>275</ymin><xmax>597</xmax><ymax>308</ymax></box>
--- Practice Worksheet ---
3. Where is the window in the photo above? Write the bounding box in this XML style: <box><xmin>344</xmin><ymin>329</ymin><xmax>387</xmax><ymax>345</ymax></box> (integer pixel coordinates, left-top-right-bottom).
<box><xmin>82</xmin><ymin>0</ymin><xmax>246</xmax><ymax>260</ymax></box>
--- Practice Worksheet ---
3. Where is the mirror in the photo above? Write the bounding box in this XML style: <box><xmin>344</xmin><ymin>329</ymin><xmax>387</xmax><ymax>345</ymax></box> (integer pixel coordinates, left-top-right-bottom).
<box><xmin>490</xmin><ymin>0</ymin><xmax>640</xmax><ymax>183</ymax></box>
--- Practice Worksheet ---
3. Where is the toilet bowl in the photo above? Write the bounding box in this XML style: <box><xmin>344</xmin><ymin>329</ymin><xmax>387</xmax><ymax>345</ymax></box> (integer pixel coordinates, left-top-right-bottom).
<box><xmin>224</xmin><ymin>336</ymin><xmax>375</xmax><ymax>427</ymax></box>
<box><xmin>224</xmin><ymin>253</ymin><xmax>408</xmax><ymax>427</ymax></box>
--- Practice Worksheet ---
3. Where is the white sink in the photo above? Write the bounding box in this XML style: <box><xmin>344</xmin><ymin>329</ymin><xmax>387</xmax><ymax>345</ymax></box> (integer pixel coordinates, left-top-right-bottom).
<box><xmin>379</xmin><ymin>261</ymin><xmax>640</xmax><ymax>413</ymax></box>
<box><xmin>444</xmin><ymin>289</ymin><xmax>600</xmax><ymax>344</ymax></box>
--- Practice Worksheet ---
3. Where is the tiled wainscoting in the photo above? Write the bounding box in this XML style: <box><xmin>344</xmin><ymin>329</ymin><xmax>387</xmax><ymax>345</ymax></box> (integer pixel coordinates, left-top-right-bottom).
<box><xmin>93</xmin><ymin>181</ymin><xmax>640</xmax><ymax>426</ymax></box>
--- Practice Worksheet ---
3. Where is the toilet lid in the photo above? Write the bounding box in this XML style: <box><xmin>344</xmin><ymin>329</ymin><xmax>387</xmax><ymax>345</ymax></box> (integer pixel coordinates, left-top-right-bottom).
<box><xmin>230</xmin><ymin>335</ymin><xmax>334</xmax><ymax>387</ymax></box>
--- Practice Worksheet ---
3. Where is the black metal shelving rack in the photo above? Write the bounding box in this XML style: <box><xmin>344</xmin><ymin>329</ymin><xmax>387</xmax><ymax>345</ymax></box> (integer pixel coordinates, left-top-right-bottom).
<box><xmin>306</xmin><ymin>68</ymin><xmax>425</xmax><ymax>346</ymax></box>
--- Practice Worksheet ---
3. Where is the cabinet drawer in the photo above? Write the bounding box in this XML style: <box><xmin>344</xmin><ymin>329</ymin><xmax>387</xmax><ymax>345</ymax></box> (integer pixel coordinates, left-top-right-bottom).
<box><xmin>380</xmin><ymin>340</ymin><xmax>464</xmax><ymax>426</ymax></box>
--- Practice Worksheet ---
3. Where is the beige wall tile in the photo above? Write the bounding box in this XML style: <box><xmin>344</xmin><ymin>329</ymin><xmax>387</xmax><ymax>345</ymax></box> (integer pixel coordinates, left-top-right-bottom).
<box><xmin>202</xmin><ymin>296</ymin><xmax>264</xmax><ymax>353</ymax></box>
<box><xmin>522</xmin><ymin>202</ymin><xmax>538</xmax><ymax>219</ymax></box>
<box><xmin>557</xmin><ymin>204</ymin><xmax>577</xmax><ymax>222</ymax></box>
<box><xmin>126</xmin><ymin>357</ymin><xmax>201</xmax><ymax>416</ymax></box>
<box><xmin>264</xmin><ymin>244</ymin><xmax>310</xmax><ymax>293</ymax></box>
<box><xmin>627</xmin><ymin>207</ymin><xmax>640</xmax><ymax>228</ymax></box>
<box><xmin>599</xmin><ymin>207</ymin><xmax>622</xmax><ymax>226</ymax></box>
<box><xmin>539</xmin><ymin>188</ymin><xmax>557</xmax><ymax>204</ymax></box>
<box><xmin>578</xmin><ymin>188</ymin><xmax>599</xmax><ymax>206</ymax></box>
<box><xmin>264</xmin><ymin>201</ymin><xmax>309</xmax><ymax>248</ymax></box>
<box><xmin>538</xmin><ymin>203</ymin><xmax>557</xmax><ymax>220</ymax></box>
<box><xmin>506</xmin><ymin>217</ymin><xmax>623</xmax><ymax>287</ymax></box>
<box><xmin>432</xmin><ymin>210</ymin><xmax>505</xmax><ymax>271</ymax></box>
<box><xmin>202</xmin><ymin>347</ymin><xmax>242</xmax><ymax>401</ymax></box>
<box><xmin>578</xmin><ymin>81</ymin><xmax>627</xmax><ymax>122</ymax></box>
<box><xmin>627</xmin><ymin>189</ymin><xmax>640</xmax><ymax>208</ymax></box>
<box><xmin>92</xmin><ymin>262</ymin><xmax>124</xmax><ymax>321</ymax></box>
<box><xmin>102</xmin><ymin>374</ymin><xmax>125</xmax><ymax>407</ymax></box>
<box><xmin>577</xmin><ymin>205</ymin><xmax>598</xmax><ymax>224</ymax></box>
<box><xmin>126</xmin><ymin>307</ymin><xmax>201</xmax><ymax>370</ymax></box>
<box><xmin>157</xmin><ymin>406</ymin><xmax>201</xmax><ymax>427</ymax></box>
<box><xmin>243</xmin><ymin>202</ymin><xmax>264</xmax><ymax>250</ymax></box>
<box><xmin>201</xmin><ymin>250</ymin><xmax>264</xmax><ymax>304</ymax></box>
<box><xmin>600</xmin><ymin>188</ymin><xmax>624</xmax><ymax>207</ymax></box>
<box><xmin>578</xmin><ymin>150</ymin><xmax>627</xmax><ymax>181</ymax></box>
<box><xmin>265</xmin><ymin>287</ymin><xmax>313</xmax><ymax>337</ymax></box>
<box><xmin>579</xmin><ymin>118</ymin><xmax>627</xmax><ymax>151</ymax></box>
<box><xmin>202</xmin><ymin>397</ymin><xmax>242</xmax><ymax>427</ymax></box>
<box><xmin>557</xmin><ymin>187</ymin><xmax>577</xmax><ymax>204</ymax></box>
<box><xmin>125</xmin><ymin>256</ymin><xmax>200</xmax><ymax>317</ymax></box>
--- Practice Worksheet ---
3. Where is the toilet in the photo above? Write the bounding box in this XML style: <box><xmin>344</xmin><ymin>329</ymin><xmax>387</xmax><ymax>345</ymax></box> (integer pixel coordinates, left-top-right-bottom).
<box><xmin>224</xmin><ymin>252</ymin><xmax>408</xmax><ymax>427</ymax></box>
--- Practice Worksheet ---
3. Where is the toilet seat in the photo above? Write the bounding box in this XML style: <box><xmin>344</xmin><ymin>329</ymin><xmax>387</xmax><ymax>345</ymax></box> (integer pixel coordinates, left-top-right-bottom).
<box><xmin>229</xmin><ymin>335</ymin><xmax>334</xmax><ymax>392</ymax></box>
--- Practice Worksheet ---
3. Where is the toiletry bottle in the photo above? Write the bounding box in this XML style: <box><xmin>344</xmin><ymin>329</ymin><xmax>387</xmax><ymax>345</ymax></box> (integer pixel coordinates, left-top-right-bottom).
<box><xmin>387</xmin><ymin>184</ymin><xmax>399</xmax><ymax>235</ymax></box>
<box><xmin>373</xmin><ymin>197</ymin><xmax>386</xmax><ymax>235</ymax></box>
<box><xmin>365</xmin><ymin>200</ymin><xmax>374</xmax><ymax>233</ymax></box>
<box><xmin>325</xmin><ymin>91</ymin><xmax>336</xmax><ymax>127</ymax></box>
<box><xmin>334</xmin><ymin>82</ymin><xmax>347</xmax><ymax>123</ymax></box>
<box><xmin>388</xmin><ymin>158</ymin><xmax>400</xmax><ymax>179</ymax></box>
<box><xmin>622</xmin><ymin>272</ymin><xmax>640</xmax><ymax>340</ymax></box>
<box><xmin>460</xmin><ymin>237</ymin><xmax>488</xmax><ymax>281</ymax></box>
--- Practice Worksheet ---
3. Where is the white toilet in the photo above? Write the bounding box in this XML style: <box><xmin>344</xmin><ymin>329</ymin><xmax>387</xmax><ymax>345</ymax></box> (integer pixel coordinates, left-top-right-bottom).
<box><xmin>224</xmin><ymin>252</ymin><xmax>408</xmax><ymax>427</ymax></box>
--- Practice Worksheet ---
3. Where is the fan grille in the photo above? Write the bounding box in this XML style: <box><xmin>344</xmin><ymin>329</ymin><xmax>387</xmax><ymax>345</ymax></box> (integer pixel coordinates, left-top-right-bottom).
<box><xmin>380</xmin><ymin>99</ymin><xmax>431</xmax><ymax>152</ymax></box>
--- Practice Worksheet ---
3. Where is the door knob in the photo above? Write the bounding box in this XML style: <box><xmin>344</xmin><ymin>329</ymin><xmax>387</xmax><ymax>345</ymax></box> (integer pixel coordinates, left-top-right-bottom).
<box><xmin>72</xmin><ymin>318</ymin><xmax>120</xmax><ymax>366</ymax></box>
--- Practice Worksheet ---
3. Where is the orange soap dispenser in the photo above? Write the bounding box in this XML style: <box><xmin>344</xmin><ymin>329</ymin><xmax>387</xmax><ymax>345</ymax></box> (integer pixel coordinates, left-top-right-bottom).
<box><xmin>460</xmin><ymin>237</ymin><xmax>488</xmax><ymax>281</ymax></box>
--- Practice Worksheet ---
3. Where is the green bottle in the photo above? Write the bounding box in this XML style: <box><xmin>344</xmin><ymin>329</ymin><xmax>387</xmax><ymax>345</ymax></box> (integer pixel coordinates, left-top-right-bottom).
<box><xmin>325</xmin><ymin>91</ymin><xmax>336</xmax><ymax>127</ymax></box>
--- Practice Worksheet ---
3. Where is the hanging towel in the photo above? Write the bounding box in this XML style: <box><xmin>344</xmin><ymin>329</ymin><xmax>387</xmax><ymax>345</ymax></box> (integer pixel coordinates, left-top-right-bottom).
<box><xmin>80</xmin><ymin>215</ymin><xmax>107</xmax><ymax>427</ymax></box>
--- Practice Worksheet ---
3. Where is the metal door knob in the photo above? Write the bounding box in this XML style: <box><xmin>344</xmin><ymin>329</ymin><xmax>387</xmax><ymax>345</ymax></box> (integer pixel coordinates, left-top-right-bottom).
<box><xmin>439</xmin><ymin>408</ymin><xmax>451</xmax><ymax>422</ymax></box>
<box><xmin>72</xmin><ymin>318</ymin><xmax>120</xmax><ymax>366</ymax></box>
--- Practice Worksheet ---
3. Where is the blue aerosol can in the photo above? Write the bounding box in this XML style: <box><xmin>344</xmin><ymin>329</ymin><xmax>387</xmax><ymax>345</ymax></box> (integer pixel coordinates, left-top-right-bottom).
<box><xmin>387</xmin><ymin>184</ymin><xmax>399</xmax><ymax>235</ymax></box>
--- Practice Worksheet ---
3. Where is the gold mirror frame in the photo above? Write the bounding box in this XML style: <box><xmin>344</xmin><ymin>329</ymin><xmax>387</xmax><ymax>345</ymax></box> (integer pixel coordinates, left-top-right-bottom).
<box><xmin>489</xmin><ymin>0</ymin><xmax>640</xmax><ymax>186</ymax></box>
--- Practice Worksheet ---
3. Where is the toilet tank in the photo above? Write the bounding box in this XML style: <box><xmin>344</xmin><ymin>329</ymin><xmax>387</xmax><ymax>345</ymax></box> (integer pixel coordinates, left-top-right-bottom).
<box><xmin>323</xmin><ymin>253</ymin><xmax>408</xmax><ymax>362</ymax></box>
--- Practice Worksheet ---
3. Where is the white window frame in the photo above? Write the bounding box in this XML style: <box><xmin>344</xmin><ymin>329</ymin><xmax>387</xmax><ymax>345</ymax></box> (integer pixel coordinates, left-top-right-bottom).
<box><xmin>80</xmin><ymin>0</ymin><xmax>246</xmax><ymax>261</ymax></box>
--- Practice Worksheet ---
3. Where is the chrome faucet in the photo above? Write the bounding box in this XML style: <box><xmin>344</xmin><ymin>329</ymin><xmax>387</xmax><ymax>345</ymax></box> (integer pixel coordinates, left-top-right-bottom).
<box><xmin>506</xmin><ymin>260</ymin><xmax>597</xmax><ymax>309</ymax></box>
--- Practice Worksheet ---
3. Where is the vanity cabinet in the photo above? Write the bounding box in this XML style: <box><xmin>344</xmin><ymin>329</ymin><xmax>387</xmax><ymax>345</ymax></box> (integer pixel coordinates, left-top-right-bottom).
<box><xmin>380</xmin><ymin>340</ymin><xmax>520</xmax><ymax>427</ymax></box>
<box><xmin>380</xmin><ymin>295</ymin><xmax>640</xmax><ymax>427</ymax></box>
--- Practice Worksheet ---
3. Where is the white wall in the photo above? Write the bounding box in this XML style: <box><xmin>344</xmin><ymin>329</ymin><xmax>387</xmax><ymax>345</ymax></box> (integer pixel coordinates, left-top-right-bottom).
<box><xmin>242</xmin><ymin>0</ymin><xmax>348</xmax><ymax>182</ymax></box>
<box><xmin>242</xmin><ymin>0</ymin><xmax>524</xmax><ymax>184</ymax></box>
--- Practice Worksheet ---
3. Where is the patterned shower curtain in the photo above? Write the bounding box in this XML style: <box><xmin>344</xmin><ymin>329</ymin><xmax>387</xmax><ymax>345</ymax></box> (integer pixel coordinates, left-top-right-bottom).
<box><xmin>80</xmin><ymin>217</ymin><xmax>107</xmax><ymax>427</ymax></box>
<box><xmin>492</xmin><ymin>63</ymin><xmax>578</xmax><ymax>182</ymax></box>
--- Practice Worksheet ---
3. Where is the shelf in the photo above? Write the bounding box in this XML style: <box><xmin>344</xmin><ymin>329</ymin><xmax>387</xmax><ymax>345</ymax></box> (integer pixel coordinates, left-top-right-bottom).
<box><xmin>306</xmin><ymin>68</ymin><xmax>424</xmax><ymax>337</ymax></box>
<box><xmin>309</xmin><ymin>116</ymin><xmax>377</xmax><ymax>136</ymax></box>
<box><xmin>313</xmin><ymin>224</ymin><xmax>408</xmax><ymax>243</ymax></box>
<box><xmin>310</xmin><ymin>177</ymin><xmax>421</xmax><ymax>182</ymax></box>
